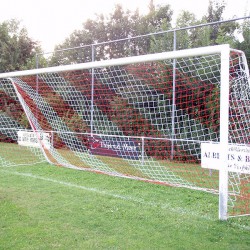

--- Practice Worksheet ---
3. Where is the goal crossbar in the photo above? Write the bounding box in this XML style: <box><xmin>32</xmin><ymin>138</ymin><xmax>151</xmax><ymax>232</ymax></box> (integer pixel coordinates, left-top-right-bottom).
<box><xmin>0</xmin><ymin>45</ymin><xmax>229</xmax><ymax>78</ymax></box>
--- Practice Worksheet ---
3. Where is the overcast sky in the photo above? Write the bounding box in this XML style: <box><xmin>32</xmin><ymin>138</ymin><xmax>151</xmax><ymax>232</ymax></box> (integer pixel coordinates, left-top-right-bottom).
<box><xmin>0</xmin><ymin>0</ymin><xmax>249</xmax><ymax>52</ymax></box>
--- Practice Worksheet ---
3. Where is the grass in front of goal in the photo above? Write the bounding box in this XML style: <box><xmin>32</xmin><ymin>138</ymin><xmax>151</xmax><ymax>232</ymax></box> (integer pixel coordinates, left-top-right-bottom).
<box><xmin>0</xmin><ymin>142</ymin><xmax>217</xmax><ymax>188</ymax></box>
<box><xmin>0</xmin><ymin>163</ymin><xmax>249</xmax><ymax>249</ymax></box>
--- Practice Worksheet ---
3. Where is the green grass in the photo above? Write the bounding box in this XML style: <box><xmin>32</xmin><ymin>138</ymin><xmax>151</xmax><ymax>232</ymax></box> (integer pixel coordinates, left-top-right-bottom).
<box><xmin>0</xmin><ymin>142</ymin><xmax>219</xmax><ymax>190</ymax></box>
<box><xmin>0</xmin><ymin>142</ymin><xmax>45</xmax><ymax>166</ymax></box>
<box><xmin>0</xmin><ymin>164</ymin><xmax>249</xmax><ymax>250</ymax></box>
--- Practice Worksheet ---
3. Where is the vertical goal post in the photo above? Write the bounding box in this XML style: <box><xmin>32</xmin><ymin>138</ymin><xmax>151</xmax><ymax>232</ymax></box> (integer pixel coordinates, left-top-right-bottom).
<box><xmin>219</xmin><ymin>45</ymin><xmax>230</xmax><ymax>220</ymax></box>
<box><xmin>0</xmin><ymin>44</ymin><xmax>249</xmax><ymax>220</ymax></box>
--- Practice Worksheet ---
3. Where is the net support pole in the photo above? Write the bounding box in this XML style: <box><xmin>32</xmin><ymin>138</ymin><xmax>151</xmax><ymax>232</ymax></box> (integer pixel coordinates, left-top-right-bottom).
<box><xmin>171</xmin><ymin>30</ymin><xmax>177</xmax><ymax>160</ymax></box>
<box><xmin>141</xmin><ymin>137</ymin><xmax>145</xmax><ymax>166</ymax></box>
<box><xmin>219</xmin><ymin>44</ymin><xmax>230</xmax><ymax>220</ymax></box>
<box><xmin>90</xmin><ymin>44</ymin><xmax>95</xmax><ymax>136</ymax></box>
<box><xmin>36</xmin><ymin>54</ymin><xmax>39</xmax><ymax>123</ymax></box>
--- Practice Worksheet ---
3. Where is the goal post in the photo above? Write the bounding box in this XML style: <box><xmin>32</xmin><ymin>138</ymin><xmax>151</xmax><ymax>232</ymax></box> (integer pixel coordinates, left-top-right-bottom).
<box><xmin>0</xmin><ymin>44</ymin><xmax>249</xmax><ymax>220</ymax></box>
<box><xmin>219</xmin><ymin>45</ymin><xmax>230</xmax><ymax>220</ymax></box>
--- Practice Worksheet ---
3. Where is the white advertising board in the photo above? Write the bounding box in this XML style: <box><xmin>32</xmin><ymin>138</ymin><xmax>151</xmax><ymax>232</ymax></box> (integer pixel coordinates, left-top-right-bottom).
<box><xmin>18</xmin><ymin>131</ymin><xmax>51</xmax><ymax>150</ymax></box>
<box><xmin>201</xmin><ymin>143</ymin><xmax>250</xmax><ymax>174</ymax></box>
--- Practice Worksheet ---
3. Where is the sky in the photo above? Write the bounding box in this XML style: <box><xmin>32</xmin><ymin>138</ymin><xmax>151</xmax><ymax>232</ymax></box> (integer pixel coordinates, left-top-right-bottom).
<box><xmin>0</xmin><ymin>0</ymin><xmax>249</xmax><ymax>52</ymax></box>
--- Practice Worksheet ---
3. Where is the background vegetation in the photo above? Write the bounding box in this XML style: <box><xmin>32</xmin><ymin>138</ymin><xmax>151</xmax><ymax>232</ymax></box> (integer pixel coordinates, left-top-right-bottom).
<box><xmin>0</xmin><ymin>0</ymin><xmax>249</xmax><ymax>71</ymax></box>
<box><xmin>49</xmin><ymin>0</ymin><xmax>250</xmax><ymax>66</ymax></box>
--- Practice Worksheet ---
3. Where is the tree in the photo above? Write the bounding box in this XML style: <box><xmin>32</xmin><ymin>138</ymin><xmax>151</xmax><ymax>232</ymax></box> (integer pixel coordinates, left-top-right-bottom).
<box><xmin>50</xmin><ymin>0</ymin><xmax>248</xmax><ymax>70</ymax></box>
<box><xmin>50</xmin><ymin>1</ymin><xmax>174</xmax><ymax>64</ymax></box>
<box><xmin>51</xmin><ymin>4</ymin><xmax>138</xmax><ymax>64</ymax></box>
<box><xmin>236</xmin><ymin>18</ymin><xmax>250</xmax><ymax>66</ymax></box>
<box><xmin>206</xmin><ymin>0</ymin><xmax>226</xmax><ymax>44</ymax></box>
<box><xmin>0</xmin><ymin>19</ymin><xmax>41</xmax><ymax>72</ymax></box>
<box><xmin>175</xmin><ymin>11</ymin><xmax>199</xmax><ymax>49</ymax></box>
<box><xmin>215</xmin><ymin>21</ymin><xmax>239</xmax><ymax>46</ymax></box>
<box><xmin>145</xmin><ymin>2</ymin><xmax>173</xmax><ymax>32</ymax></box>
<box><xmin>51</xmin><ymin>4</ymin><xmax>149</xmax><ymax>65</ymax></box>
<box><xmin>144</xmin><ymin>2</ymin><xmax>173</xmax><ymax>53</ymax></box>
<box><xmin>174</xmin><ymin>0</ymin><xmax>227</xmax><ymax>49</ymax></box>
<box><xmin>174</xmin><ymin>0</ymin><xmax>240</xmax><ymax>50</ymax></box>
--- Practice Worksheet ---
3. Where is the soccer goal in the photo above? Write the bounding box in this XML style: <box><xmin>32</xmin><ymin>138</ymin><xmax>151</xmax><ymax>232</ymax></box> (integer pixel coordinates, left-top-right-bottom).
<box><xmin>0</xmin><ymin>44</ymin><xmax>249</xmax><ymax>220</ymax></box>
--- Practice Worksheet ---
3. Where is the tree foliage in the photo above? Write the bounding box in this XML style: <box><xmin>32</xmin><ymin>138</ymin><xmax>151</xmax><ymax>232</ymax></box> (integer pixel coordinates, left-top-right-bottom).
<box><xmin>0</xmin><ymin>19</ymin><xmax>41</xmax><ymax>72</ymax></box>
<box><xmin>0</xmin><ymin>1</ymin><xmax>249</xmax><ymax>70</ymax></box>
<box><xmin>236</xmin><ymin>18</ymin><xmax>250</xmax><ymax>66</ymax></box>
<box><xmin>49</xmin><ymin>0</ymin><xmax>249</xmax><ymax>69</ymax></box>
<box><xmin>50</xmin><ymin>2</ymin><xmax>174</xmax><ymax>65</ymax></box>
<box><xmin>206</xmin><ymin>0</ymin><xmax>226</xmax><ymax>43</ymax></box>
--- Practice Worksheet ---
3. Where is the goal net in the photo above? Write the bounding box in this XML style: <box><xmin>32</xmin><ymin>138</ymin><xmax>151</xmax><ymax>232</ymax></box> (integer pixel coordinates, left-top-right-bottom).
<box><xmin>0</xmin><ymin>45</ymin><xmax>249</xmax><ymax>219</ymax></box>
<box><xmin>0</xmin><ymin>78</ymin><xmax>46</xmax><ymax>166</ymax></box>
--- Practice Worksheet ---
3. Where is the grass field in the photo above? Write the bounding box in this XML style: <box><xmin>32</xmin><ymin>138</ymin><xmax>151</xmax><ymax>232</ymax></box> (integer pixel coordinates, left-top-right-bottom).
<box><xmin>0</xmin><ymin>163</ymin><xmax>250</xmax><ymax>250</ymax></box>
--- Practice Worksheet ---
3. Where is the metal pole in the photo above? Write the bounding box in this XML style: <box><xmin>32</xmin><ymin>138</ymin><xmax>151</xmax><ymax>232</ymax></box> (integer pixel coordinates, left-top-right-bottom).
<box><xmin>141</xmin><ymin>137</ymin><xmax>145</xmax><ymax>165</ymax></box>
<box><xmin>35</xmin><ymin>54</ymin><xmax>39</xmax><ymax>126</ymax></box>
<box><xmin>219</xmin><ymin>44</ymin><xmax>230</xmax><ymax>220</ymax></box>
<box><xmin>51</xmin><ymin>131</ymin><xmax>54</xmax><ymax>149</ymax></box>
<box><xmin>90</xmin><ymin>44</ymin><xmax>95</xmax><ymax>136</ymax></box>
<box><xmin>171</xmin><ymin>30</ymin><xmax>177</xmax><ymax>160</ymax></box>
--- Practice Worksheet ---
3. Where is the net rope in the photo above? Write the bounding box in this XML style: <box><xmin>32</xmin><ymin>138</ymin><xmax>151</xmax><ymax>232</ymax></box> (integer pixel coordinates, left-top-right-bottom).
<box><xmin>0</xmin><ymin>48</ymin><xmax>249</xmax><ymax>217</ymax></box>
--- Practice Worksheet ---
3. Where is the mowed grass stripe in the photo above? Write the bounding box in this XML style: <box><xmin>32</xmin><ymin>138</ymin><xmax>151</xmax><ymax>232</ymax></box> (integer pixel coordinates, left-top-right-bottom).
<box><xmin>1</xmin><ymin>165</ymin><xmax>250</xmax><ymax>227</ymax></box>
<box><xmin>0</xmin><ymin>168</ymin><xmax>213</xmax><ymax>221</ymax></box>
<box><xmin>0</xmin><ymin>164</ymin><xmax>250</xmax><ymax>249</ymax></box>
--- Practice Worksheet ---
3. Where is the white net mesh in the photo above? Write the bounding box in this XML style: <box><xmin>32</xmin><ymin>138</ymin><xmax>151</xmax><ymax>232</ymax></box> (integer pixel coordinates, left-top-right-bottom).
<box><xmin>0</xmin><ymin>47</ymin><xmax>249</xmax><ymax>217</ymax></box>
<box><xmin>0</xmin><ymin>79</ymin><xmax>46</xmax><ymax>166</ymax></box>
